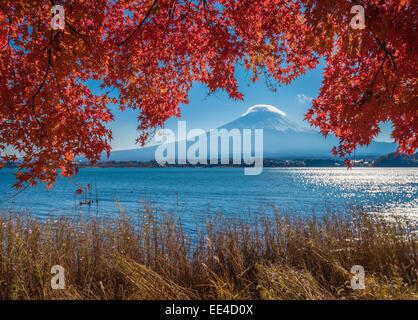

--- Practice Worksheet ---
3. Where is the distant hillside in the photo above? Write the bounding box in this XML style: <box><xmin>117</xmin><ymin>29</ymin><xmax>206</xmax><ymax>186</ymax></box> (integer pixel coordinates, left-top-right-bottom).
<box><xmin>372</xmin><ymin>153</ymin><xmax>418</xmax><ymax>167</ymax></box>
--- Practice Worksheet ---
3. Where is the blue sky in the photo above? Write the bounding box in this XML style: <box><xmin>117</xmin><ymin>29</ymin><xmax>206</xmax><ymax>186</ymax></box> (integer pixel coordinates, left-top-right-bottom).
<box><xmin>103</xmin><ymin>62</ymin><xmax>393</xmax><ymax>151</ymax></box>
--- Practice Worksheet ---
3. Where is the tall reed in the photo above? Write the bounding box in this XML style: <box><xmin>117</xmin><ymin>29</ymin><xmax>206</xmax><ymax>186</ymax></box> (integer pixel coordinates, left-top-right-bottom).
<box><xmin>0</xmin><ymin>205</ymin><xmax>416</xmax><ymax>300</ymax></box>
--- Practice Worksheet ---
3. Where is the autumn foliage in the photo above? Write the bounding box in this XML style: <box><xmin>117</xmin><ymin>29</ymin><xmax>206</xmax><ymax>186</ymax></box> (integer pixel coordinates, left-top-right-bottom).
<box><xmin>0</xmin><ymin>0</ymin><xmax>416</xmax><ymax>188</ymax></box>
<box><xmin>303</xmin><ymin>0</ymin><xmax>417</xmax><ymax>165</ymax></box>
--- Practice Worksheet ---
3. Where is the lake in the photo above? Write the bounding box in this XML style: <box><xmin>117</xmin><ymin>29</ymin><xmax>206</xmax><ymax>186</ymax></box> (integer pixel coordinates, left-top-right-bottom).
<box><xmin>0</xmin><ymin>167</ymin><xmax>417</xmax><ymax>227</ymax></box>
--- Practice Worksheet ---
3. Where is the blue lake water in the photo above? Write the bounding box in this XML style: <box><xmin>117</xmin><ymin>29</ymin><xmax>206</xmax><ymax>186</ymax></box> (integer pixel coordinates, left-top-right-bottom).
<box><xmin>0</xmin><ymin>168</ymin><xmax>417</xmax><ymax>226</ymax></box>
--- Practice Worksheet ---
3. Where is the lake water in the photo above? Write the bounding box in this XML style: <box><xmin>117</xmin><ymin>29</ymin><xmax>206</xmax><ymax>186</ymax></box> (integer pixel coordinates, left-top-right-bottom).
<box><xmin>0</xmin><ymin>168</ymin><xmax>417</xmax><ymax>227</ymax></box>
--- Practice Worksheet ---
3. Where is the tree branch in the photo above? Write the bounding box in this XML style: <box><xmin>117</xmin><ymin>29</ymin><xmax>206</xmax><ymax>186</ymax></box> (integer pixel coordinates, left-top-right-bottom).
<box><xmin>118</xmin><ymin>0</ymin><xmax>158</xmax><ymax>47</ymax></box>
<box><xmin>374</xmin><ymin>37</ymin><xmax>397</xmax><ymax>71</ymax></box>
<box><xmin>66</xmin><ymin>20</ymin><xmax>90</xmax><ymax>45</ymax></box>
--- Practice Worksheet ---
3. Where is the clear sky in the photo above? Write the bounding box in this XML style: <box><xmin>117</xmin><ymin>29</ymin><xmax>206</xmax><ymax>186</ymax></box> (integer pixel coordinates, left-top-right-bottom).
<box><xmin>100</xmin><ymin>62</ymin><xmax>394</xmax><ymax>151</ymax></box>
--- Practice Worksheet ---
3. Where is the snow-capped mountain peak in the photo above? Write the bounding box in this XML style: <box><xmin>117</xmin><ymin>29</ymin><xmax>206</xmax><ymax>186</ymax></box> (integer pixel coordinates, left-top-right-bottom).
<box><xmin>241</xmin><ymin>104</ymin><xmax>287</xmax><ymax>117</ymax></box>
<box><xmin>221</xmin><ymin>104</ymin><xmax>309</xmax><ymax>132</ymax></box>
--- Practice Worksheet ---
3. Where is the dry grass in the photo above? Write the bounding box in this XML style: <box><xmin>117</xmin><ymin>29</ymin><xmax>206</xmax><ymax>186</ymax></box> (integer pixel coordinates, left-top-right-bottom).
<box><xmin>0</xmin><ymin>205</ymin><xmax>416</xmax><ymax>300</ymax></box>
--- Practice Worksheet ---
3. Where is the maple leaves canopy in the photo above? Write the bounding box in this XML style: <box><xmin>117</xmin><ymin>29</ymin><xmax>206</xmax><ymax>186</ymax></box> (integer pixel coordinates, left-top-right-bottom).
<box><xmin>303</xmin><ymin>0</ymin><xmax>417</xmax><ymax>164</ymax></box>
<box><xmin>0</xmin><ymin>0</ymin><xmax>416</xmax><ymax>188</ymax></box>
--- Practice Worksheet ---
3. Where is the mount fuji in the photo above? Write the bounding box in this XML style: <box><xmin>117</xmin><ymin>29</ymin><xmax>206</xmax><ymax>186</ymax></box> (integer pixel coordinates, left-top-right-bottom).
<box><xmin>106</xmin><ymin>104</ymin><xmax>396</xmax><ymax>161</ymax></box>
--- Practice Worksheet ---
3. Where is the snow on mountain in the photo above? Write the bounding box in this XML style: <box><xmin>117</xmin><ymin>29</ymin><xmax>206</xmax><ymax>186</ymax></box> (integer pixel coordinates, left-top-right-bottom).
<box><xmin>242</xmin><ymin>104</ymin><xmax>287</xmax><ymax>117</ymax></box>
<box><xmin>221</xmin><ymin>105</ymin><xmax>310</xmax><ymax>132</ymax></box>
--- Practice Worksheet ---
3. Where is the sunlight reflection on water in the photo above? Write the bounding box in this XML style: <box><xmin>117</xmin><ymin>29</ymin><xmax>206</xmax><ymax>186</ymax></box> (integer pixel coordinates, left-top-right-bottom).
<box><xmin>0</xmin><ymin>167</ymin><xmax>416</xmax><ymax>226</ymax></box>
